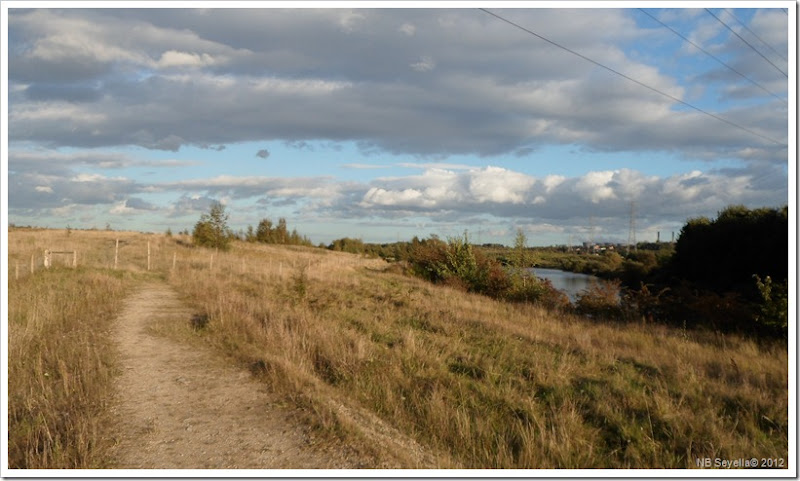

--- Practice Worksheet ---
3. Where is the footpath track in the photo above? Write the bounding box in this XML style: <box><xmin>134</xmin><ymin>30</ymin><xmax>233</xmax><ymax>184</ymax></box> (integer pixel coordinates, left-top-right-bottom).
<box><xmin>106</xmin><ymin>282</ymin><xmax>364</xmax><ymax>469</ymax></box>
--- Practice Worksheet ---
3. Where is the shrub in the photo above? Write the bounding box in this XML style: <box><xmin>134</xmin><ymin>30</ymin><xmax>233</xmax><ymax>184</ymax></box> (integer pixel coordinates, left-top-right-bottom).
<box><xmin>507</xmin><ymin>274</ymin><xmax>571</xmax><ymax>310</ymax></box>
<box><xmin>621</xmin><ymin>282</ymin><xmax>669</xmax><ymax>323</ymax></box>
<box><xmin>409</xmin><ymin>237</ymin><xmax>449</xmax><ymax>283</ymax></box>
<box><xmin>753</xmin><ymin>275</ymin><xmax>788</xmax><ymax>332</ymax></box>
<box><xmin>575</xmin><ymin>279</ymin><xmax>622</xmax><ymax>319</ymax></box>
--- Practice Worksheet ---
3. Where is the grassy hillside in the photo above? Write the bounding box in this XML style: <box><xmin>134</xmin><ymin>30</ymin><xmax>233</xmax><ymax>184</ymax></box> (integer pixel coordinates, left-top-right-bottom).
<box><xmin>7</xmin><ymin>228</ymin><xmax>789</xmax><ymax>469</ymax></box>
<box><xmin>162</xmin><ymin>237</ymin><xmax>788</xmax><ymax>468</ymax></box>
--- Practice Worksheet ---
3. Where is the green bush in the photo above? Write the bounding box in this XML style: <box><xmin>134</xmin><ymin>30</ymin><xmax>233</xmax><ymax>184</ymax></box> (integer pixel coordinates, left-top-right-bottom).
<box><xmin>753</xmin><ymin>275</ymin><xmax>788</xmax><ymax>331</ymax></box>
<box><xmin>506</xmin><ymin>273</ymin><xmax>570</xmax><ymax>310</ymax></box>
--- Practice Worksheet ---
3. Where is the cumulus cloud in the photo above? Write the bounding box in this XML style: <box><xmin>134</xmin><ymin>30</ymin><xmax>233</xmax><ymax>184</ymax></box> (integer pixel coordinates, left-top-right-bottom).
<box><xmin>351</xmin><ymin>165</ymin><xmax>786</xmax><ymax>230</ymax></box>
<box><xmin>6</xmin><ymin>8</ymin><xmax>789</xmax><ymax>238</ymax></box>
<box><xmin>8</xmin><ymin>8</ymin><xmax>787</xmax><ymax>160</ymax></box>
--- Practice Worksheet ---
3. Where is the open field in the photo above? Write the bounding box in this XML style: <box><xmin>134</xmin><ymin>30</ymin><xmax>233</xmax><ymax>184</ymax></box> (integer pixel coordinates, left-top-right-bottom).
<box><xmin>7</xmin><ymin>228</ymin><xmax>790</xmax><ymax>469</ymax></box>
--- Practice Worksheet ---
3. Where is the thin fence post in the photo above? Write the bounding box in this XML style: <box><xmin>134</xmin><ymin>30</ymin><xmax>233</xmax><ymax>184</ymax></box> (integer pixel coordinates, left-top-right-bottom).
<box><xmin>30</xmin><ymin>254</ymin><xmax>34</xmax><ymax>274</ymax></box>
<box><xmin>114</xmin><ymin>239</ymin><xmax>119</xmax><ymax>270</ymax></box>
<box><xmin>172</xmin><ymin>251</ymin><xmax>177</xmax><ymax>271</ymax></box>
<box><xmin>147</xmin><ymin>241</ymin><xmax>151</xmax><ymax>271</ymax></box>
<box><xmin>73</xmin><ymin>251</ymin><xmax>77</xmax><ymax>268</ymax></box>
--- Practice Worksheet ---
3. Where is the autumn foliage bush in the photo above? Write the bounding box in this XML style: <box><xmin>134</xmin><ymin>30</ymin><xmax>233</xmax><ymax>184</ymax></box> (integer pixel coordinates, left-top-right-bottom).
<box><xmin>407</xmin><ymin>233</ymin><xmax>568</xmax><ymax>309</ymax></box>
<box><xmin>575</xmin><ymin>279</ymin><xmax>623</xmax><ymax>319</ymax></box>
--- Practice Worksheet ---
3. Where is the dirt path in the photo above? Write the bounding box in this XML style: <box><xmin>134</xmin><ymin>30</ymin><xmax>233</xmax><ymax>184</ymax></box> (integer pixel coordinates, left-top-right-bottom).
<box><xmin>105</xmin><ymin>283</ymin><xmax>367</xmax><ymax>469</ymax></box>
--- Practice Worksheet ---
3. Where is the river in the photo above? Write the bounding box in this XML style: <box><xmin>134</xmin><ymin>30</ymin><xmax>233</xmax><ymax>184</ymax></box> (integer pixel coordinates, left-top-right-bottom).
<box><xmin>528</xmin><ymin>267</ymin><xmax>600</xmax><ymax>303</ymax></box>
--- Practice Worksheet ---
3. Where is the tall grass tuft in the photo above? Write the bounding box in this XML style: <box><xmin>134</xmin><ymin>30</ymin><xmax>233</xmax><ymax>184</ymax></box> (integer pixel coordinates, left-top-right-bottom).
<box><xmin>8</xmin><ymin>267</ymin><xmax>130</xmax><ymax>468</ymax></box>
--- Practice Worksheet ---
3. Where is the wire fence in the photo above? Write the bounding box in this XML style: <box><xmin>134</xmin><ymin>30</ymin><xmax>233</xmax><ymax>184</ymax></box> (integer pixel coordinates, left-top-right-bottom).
<box><xmin>8</xmin><ymin>230</ymin><xmax>385</xmax><ymax>284</ymax></box>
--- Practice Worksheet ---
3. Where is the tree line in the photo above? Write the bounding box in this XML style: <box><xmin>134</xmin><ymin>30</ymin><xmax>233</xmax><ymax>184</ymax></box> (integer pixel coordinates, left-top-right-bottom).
<box><xmin>191</xmin><ymin>202</ymin><xmax>313</xmax><ymax>251</ymax></box>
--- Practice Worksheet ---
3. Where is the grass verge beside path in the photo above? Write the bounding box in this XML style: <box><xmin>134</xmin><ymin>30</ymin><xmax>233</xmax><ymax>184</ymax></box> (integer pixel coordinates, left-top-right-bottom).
<box><xmin>164</xmin><ymin>242</ymin><xmax>788</xmax><ymax>469</ymax></box>
<box><xmin>8</xmin><ymin>268</ymin><xmax>134</xmax><ymax>469</ymax></box>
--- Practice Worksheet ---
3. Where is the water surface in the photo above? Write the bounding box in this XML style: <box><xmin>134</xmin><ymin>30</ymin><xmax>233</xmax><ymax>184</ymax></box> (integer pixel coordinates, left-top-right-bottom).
<box><xmin>529</xmin><ymin>267</ymin><xmax>600</xmax><ymax>303</ymax></box>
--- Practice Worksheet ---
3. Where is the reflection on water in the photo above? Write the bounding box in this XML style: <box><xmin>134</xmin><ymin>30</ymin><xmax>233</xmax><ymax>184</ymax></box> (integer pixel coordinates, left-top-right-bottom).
<box><xmin>528</xmin><ymin>267</ymin><xmax>600</xmax><ymax>303</ymax></box>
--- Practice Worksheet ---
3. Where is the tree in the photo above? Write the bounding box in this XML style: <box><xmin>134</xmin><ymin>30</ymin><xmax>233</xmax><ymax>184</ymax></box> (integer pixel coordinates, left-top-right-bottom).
<box><xmin>670</xmin><ymin>205</ymin><xmax>787</xmax><ymax>293</ymax></box>
<box><xmin>276</xmin><ymin>218</ymin><xmax>288</xmax><ymax>244</ymax></box>
<box><xmin>192</xmin><ymin>201</ymin><xmax>233</xmax><ymax>250</ymax></box>
<box><xmin>256</xmin><ymin>218</ymin><xmax>274</xmax><ymax>243</ymax></box>
<box><xmin>513</xmin><ymin>228</ymin><xmax>529</xmax><ymax>269</ymax></box>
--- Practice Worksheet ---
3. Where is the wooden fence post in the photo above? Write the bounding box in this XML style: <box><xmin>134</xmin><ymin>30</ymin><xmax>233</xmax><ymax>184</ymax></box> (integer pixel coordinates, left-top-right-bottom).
<box><xmin>30</xmin><ymin>254</ymin><xmax>34</xmax><ymax>274</ymax></box>
<box><xmin>172</xmin><ymin>251</ymin><xmax>177</xmax><ymax>271</ymax></box>
<box><xmin>114</xmin><ymin>239</ymin><xmax>119</xmax><ymax>270</ymax></box>
<box><xmin>147</xmin><ymin>241</ymin><xmax>151</xmax><ymax>271</ymax></box>
<box><xmin>72</xmin><ymin>251</ymin><xmax>77</xmax><ymax>268</ymax></box>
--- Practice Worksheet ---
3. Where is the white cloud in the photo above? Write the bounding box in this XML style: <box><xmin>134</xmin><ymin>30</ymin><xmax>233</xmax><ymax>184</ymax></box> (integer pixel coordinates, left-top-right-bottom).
<box><xmin>573</xmin><ymin>171</ymin><xmax>617</xmax><ymax>204</ymax></box>
<box><xmin>157</xmin><ymin>50</ymin><xmax>220</xmax><ymax>68</ymax></box>
<box><xmin>398</xmin><ymin>23</ymin><xmax>416</xmax><ymax>36</ymax></box>
<box><xmin>109</xmin><ymin>201</ymin><xmax>135</xmax><ymax>215</ymax></box>
<box><xmin>338</xmin><ymin>11</ymin><xmax>366</xmax><ymax>33</ymax></box>
<box><xmin>362</xmin><ymin>187</ymin><xmax>434</xmax><ymax>208</ymax></box>
<box><xmin>468</xmin><ymin>166</ymin><xmax>535</xmax><ymax>204</ymax></box>
<box><xmin>72</xmin><ymin>173</ymin><xmax>109</xmax><ymax>182</ymax></box>
<box><xmin>542</xmin><ymin>175</ymin><xmax>566</xmax><ymax>193</ymax></box>
<box><xmin>410</xmin><ymin>56</ymin><xmax>436</xmax><ymax>72</ymax></box>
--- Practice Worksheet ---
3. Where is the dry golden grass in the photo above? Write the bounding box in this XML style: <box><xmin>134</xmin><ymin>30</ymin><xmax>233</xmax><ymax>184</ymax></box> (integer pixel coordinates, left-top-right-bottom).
<box><xmin>6</xmin><ymin>228</ymin><xmax>157</xmax><ymax>468</ymax></box>
<box><xmin>7</xmin><ymin>269</ymin><xmax>132</xmax><ymax>467</ymax></box>
<box><xmin>7</xmin><ymin>228</ymin><xmax>789</xmax><ymax>469</ymax></box>
<box><xmin>159</xmin><ymin>236</ymin><xmax>789</xmax><ymax>469</ymax></box>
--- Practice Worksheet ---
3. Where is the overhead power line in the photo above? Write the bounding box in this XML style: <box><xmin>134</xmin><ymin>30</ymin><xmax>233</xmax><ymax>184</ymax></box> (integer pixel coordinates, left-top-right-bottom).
<box><xmin>720</xmin><ymin>8</ymin><xmax>787</xmax><ymax>62</ymax></box>
<box><xmin>705</xmin><ymin>8</ymin><xmax>788</xmax><ymax>77</ymax></box>
<box><xmin>638</xmin><ymin>9</ymin><xmax>786</xmax><ymax>104</ymax></box>
<box><xmin>478</xmin><ymin>8</ymin><xmax>788</xmax><ymax>147</ymax></box>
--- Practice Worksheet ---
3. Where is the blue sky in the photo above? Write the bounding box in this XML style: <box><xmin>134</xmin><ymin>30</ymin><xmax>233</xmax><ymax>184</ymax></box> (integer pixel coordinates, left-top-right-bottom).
<box><xmin>4</xmin><ymin>3</ymin><xmax>793</xmax><ymax>245</ymax></box>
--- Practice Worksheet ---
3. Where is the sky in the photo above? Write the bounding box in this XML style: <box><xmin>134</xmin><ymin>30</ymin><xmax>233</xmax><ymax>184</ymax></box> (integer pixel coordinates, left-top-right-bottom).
<box><xmin>3</xmin><ymin>2</ymin><xmax>794</xmax><ymax>246</ymax></box>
